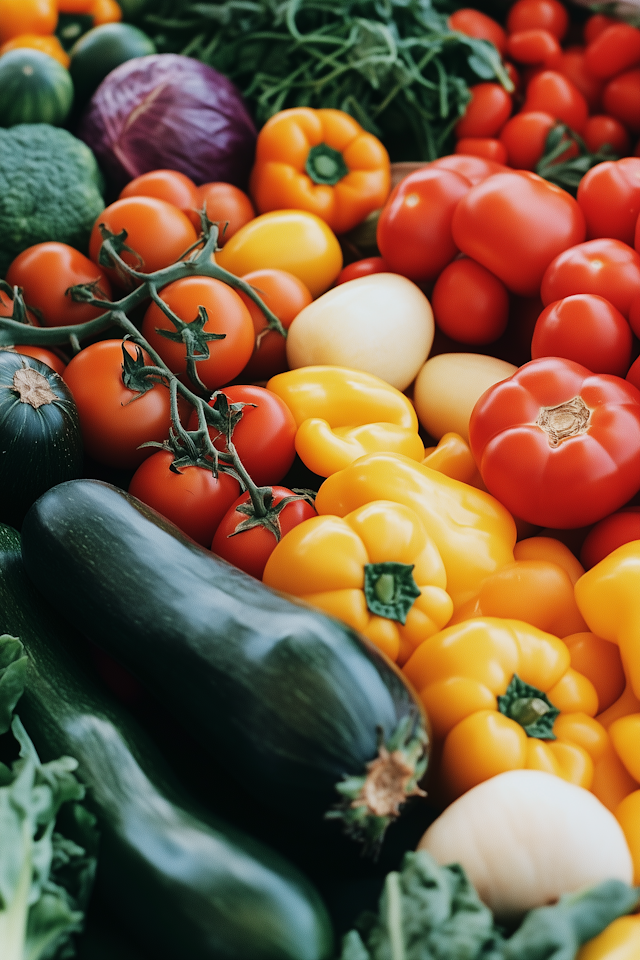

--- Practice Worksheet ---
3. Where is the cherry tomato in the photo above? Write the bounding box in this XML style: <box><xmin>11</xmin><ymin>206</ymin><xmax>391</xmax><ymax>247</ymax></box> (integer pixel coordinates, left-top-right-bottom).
<box><xmin>556</xmin><ymin>47</ymin><xmax>604</xmax><ymax>113</ymax></box>
<box><xmin>6</xmin><ymin>242</ymin><xmax>112</xmax><ymax>327</ymax></box>
<box><xmin>63</xmin><ymin>339</ymin><xmax>178</xmax><ymax>470</ymax></box>
<box><xmin>583</xmin><ymin>13</ymin><xmax>618</xmax><ymax>45</ymax></box>
<box><xmin>540</xmin><ymin>238</ymin><xmax>640</xmax><ymax>319</ymax></box>
<box><xmin>455</xmin><ymin>83</ymin><xmax>513</xmax><ymax>139</ymax></box>
<box><xmin>194</xmin><ymin>182</ymin><xmax>256</xmax><ymax>244</ymax></box>
<box><xmin>531</xmin><ymin>294</ymin><xmax>633</xmax><ymax>376</ymax></box>
<box><xmin>447</xmin><ymin>8</ymin><xmax>508</xmax><ymax>55</ymax></box>
<box><xmin>429</xmin><ymin>153</ymin><xmax>508</xmax><ymax>184</ymax></box>
<box><xmin>141</xmin><ymin>276</ymin><xmax>255</xmax><ymax>391</ymax></box>
<box><xmin>128</xmin><ymin>450</ymin><xmax>241</xmax><ymax>547</ymax></box>
<box><xmin>119</xmin><ymin>170</ymin><xmax>201</xmax><ymax>230</ymax></box>
<box><xmin>454</xmin><ymin>138</ymin><xmax>508</xmax><ymax>164</ymax></box>
<box><xmin>582</xmin><ymin>114</ymin><xmax>631</xmax><ymax>156</ymax></box>
<box><xmin>506</xmin><ymin>29</ymin><xmax>562</xmax><ymax>67</ymax></box>
<box><xmin>0</xmin><ymin>0</ymin><xmax>57</xmax><ymax>44</ymax></box>
<box><xmin>2</xmin><ymin>345</ymin><xmax>67</xmax><ymax>377</ymax></box>
<box><xmin>89</xmin><ymin>196</ymin><xmax>199</xmax><ymax>288</ymax></box>
<box><xmin>522</xmin><ymin>70</ymin><xmax>589</xmax><ymax>133</ymax></box>
<box><xmin>211</xmin><ymin>486</ymin><xmax>317</xmax><ymax>579</ymax></box>
<box><xmin>602</xmin><ymin>69</ymin><xmax>640</xmax><ymax>135</ymax></box>
<box><xmin>580</xmin><ymin>506</ymin><xmax>640</xmax><ymax>569</ymax></box>
<box><xmin>451</xmin><ymin>170</ymin><xmax>586</xmax><ymax>297</ymax></box>
<box><xmin>577</xmin><ymin>158</ymin><xmax>640</xmax><ymax>247</ymax></box>
<box><xmin>376</xmin><ymin>167</ymin><xmax>470</xmax><ymax>283</ymax></box>
<box><xmin>186</xmin><ymin>383</ymin><xmax>297</xmax><ymax>487</ymax></box>
<box><xmin>431</xmin><ymin>257</ymin><xmax>509</xmax><ymax>345</ymax></box>
<box><xmin>236</xmin><ymin>268</ymin><xmax>313</xmax><ymax>381</ymax></box>
<box><xmin>506</xmin><ymin>0</ymin><xmax>569</xmax><ymax>41</ymax></box>
<box><xmin>468</xmin><ymin>356</ymin><xmax>640</xmax><ymax>528</ymax></box>
<box><xmin>584</xmin><ymin>22</ymin><xmax>640</xmax><ymax>81</ymax></box>
<box><xmin>335</xmin><ymin>257</ymin><xmax>392</xmax><ymax>285</ymax></box>
<box><xmin>498</xmin><ymin>110</ymin><xmax>559</xmax><ymax>169</ymax></box>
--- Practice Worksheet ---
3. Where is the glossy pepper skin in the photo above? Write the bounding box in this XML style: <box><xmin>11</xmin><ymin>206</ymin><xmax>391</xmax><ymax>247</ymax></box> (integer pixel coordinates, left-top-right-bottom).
<box><xmin>402</xmin><ymin>617</ymin><xmax>603</xmax><ymax>802</ymax></box>
<box><xmin>267</xmin><ymin>366</ymin><xmax>424</xmax><ymax>477</ymax></box>
<box><xmin>263</xmin><ymin>500</ymin><xmax>453</xmax><ymax>665</ymax></box>
<box><xmin>249</xmin><ymin>107</ymin><xmax>391</xmax><ymax>235</ymax></box>
<box><xmin>314</xmin><ymin>452</ymin><xmax>517</xmax><ymax>610</ymax></box>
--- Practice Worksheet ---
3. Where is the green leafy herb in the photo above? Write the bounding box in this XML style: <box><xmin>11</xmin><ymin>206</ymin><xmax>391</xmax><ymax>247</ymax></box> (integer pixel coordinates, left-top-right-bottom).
<box><xmin>141</xmin><ymin>0</ymin><xmax>513</xmax><ymax>160</ymax></box>
<box><xmin>338</xmin><ymin>849</ymin><xmax>640</xmax><ymax>960</ymax></box>
<box><xmin>0</xmin><ymin>635</ymin><xmax>98</xmax><ymax>960</ymax></box>
<box><xmin>535</xmin><ymin>124</ymin><xmax>618</xmax><ymax>196</ymax></box>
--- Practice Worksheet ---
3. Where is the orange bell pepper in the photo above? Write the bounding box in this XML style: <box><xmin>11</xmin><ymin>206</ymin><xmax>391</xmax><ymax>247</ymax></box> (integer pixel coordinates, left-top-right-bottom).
<box><xmin>262</xmin><ymin>499</ymin><xmax>453</xmax><ymax>664</ymax></box>
<box><xmin>402</xmin><ymin>616</ymin><xmax>603</xmax><ymax>801</ymax></box>
<box><xmin>249</xmin><ymin>107</ymin><xmax>391</xmax><ymax>235</ymax></box>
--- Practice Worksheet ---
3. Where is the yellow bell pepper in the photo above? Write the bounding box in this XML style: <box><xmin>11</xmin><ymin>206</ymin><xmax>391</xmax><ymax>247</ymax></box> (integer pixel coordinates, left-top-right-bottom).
<box><xmin>421</xmin><ymin>431</ymin><xmax>483</xmax><ymax>487</ymax></box>
<box><xmin>577</xmin><ymin>914</ymin><xmax>640</xmax><ymax>960</ymax></box>
<box><xmin>574</xmin><ymin>541</ymin><xmax>640</xmax><ymax>701</ymax></box>
<box><xmin>267</xmin><ymin>365</ymin><xmax>424</xmax><ymax>477</ymax></box>
<box><xmin>615</xmin><ymin>790</ymin><xmax>640</xmax><ymax>885</ymax></box>
<box><xmin>262</xmin><ymin>500</ymin><xmax>453</xmax><ymax>664</ymax></box>
<box><xmin>314</xmin><ymin>452</ymin><xmax>517</xmax><ymax>609</ymax></box>
<box><xmin>402</xmin><ymin>616</ymin><xmax>603</xmax><ymax>801</ymax></box>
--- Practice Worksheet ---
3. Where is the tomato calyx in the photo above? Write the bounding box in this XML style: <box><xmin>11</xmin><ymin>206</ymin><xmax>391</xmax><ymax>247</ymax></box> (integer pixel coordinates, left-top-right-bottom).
<box><xmin>120</xmin><ymin>341</ymin><xmax>168</xmax><ymax>399</ymax></box>
<box><xmin>226</xmin><ymin>487</ymin><xmax>316</xmax><ymax>542</ymax></box>
<box><xmin>497</xmin><ymin>674</ymin><xmax>559</xmax><ymax>739</ymax></box>
<box><xmin>0</xmin><ymin>281</ymin><xmax>32</xmax><ymax>327</ymax></box>
<box><xmin>536</xmin><ymin>123</ymin><xmax>618</xmax><ymax>195</ymax></box>
<box><xmin>536</xmin><ymin>395</ymin><xmax>591</xmax><ymax>447</ymax></box>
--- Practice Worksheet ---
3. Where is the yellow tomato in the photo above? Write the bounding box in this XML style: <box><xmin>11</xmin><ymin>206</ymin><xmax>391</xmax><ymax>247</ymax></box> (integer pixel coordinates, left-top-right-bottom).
<box><xmin>215</xmin><ymin>209</ymin><xmax>343</xmax><ymax>298</ymax></box>
<box><xmin>285</xmin><ymin>272</ymin><xmax>435</xmax><ymax>392</ymax></box>
<box><xmin>0</xmin><ymin>0</ymin><xmax>57</xmax><ymax>44</ymax></box>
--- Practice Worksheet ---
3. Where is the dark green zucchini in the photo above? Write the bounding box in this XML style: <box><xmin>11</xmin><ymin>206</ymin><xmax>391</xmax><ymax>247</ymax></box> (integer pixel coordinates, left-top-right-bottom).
<box><xmin>0</xmin><ymin>522</ymin><xmax>334</xmax><ymax>960</ymax></box>
<box><xmin>20</xmin><ymin>478</ymin><xmax>430</xmax><ymax>852</ymax></box>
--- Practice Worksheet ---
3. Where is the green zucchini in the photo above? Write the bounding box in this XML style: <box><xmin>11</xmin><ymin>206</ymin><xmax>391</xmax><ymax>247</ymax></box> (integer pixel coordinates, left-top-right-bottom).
<box><xmin>20</xmin><ymin>478</ymin><xmax>430</xmax><ymax>852</ymax></box>
<box><xmin>0</xmin><ymin>521</ymin><xmax>334</xmax><ymax>960</ymax></box>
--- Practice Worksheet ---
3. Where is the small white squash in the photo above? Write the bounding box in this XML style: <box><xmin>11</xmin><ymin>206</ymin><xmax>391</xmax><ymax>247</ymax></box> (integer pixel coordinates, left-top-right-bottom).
<box><xmin>417</xmin><ymin>769</ymin><xmax>633</xmax><ymax>922</ymax></box>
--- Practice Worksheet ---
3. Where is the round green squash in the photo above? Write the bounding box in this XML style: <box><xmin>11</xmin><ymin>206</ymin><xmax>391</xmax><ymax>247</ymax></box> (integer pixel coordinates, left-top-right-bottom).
<box><xmin>0</xmin><ymin>350</ymin><xmax>83</xmax><ymax>527</ymax></box>
<box><xmin>0</xmin><ymin>48</ymin><xmax>74</xmax><ymax>127</ymax></box>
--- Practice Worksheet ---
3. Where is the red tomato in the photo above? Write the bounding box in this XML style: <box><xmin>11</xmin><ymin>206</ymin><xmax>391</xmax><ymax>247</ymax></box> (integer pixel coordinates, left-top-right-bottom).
<box><xmin>451</xmin><ymin>170</ymin><xmax>586</xmax><ymax>297</ymax></box>
<box><xmin>5</xmin><ymin>345</ymin><xmax>67</xmax><ymax>377</ymax></box>
<box><xmin>141</xmin><ymin>276</ymin><xmax>255</xmax><ymax>390</ymax></box>
<box><xmin>128</xmin><ymin>449</ymin><xmax>241</xmax><ymax>547</ymax></box>
<box><xmin>577</xmin><ymin>158</ymin><xmax>640</xmax><ymax>247</ymax></box>
<box><xmin>119</xmin><ymin>170</ymin><xmax>200</xmax><ymax>230</ymax></box>
<box><xmin>211</xmin><ymin>486</ymin><xmax>317</xmax><ymax>579</ymax></box>
<box><xmin>447</xmin><ymin>8</ymin><xmax>508</xmax><ymax>55</ymax></box>
<box><xmin>236</xmin><ymin>268</ymin><xmax>313</xmax><ymax>381</ymax></box>
<box><xmin>583</xmin><ymin>22</ymin><xmax>640</xmax><ymax>81</ymax></box>
<box><xmin>89</xmin><ymin>196</ymin><xmax>199</xmax><ymax>287</ymax></box>
<box><xmin>580</xmin><ymin>506</ymin><xmax>640</xmax><ymax>568</ymax></box>
<box><xmin>506</xmin><ymin>29</ymin><xmax>562</xmax><ymax>67</ymax></box>
<box><xmin>194</xmin><ymin>182</ymin><xmax>256</xmax><ymax>244</ymax></box>
<box><xmin>376</xmin><ymin>167</ymin><xmax>471</xmax><ymax>283</ymax></box>
<box><xmin>431</xmin><ymin>257</ymin><xmax>509</xmax><ymax>345</ymax></box>
<box><xmin>454</xmin><ymin>138</ymin><xmax>508</xmax><ymax>164</ymax></box>
<box><xmin>186</xmin><ymin>383</ymin><xmax>297</xmax><ymax>487</ymax></box>
<box><xmin>506</xmin><ymin>0</ymin><xmax>569</xmax><ymax>41</ymax></box>
<box><xmin>468</xmin><ymin>356</ymin><xmax>640</xmax><ymax>528</ymax></box>
<box><xmin>522</xmin><ymin>70</ymin><xmax>589</xmax><ymax>133</ymax></box>
<box><xmin>531</xmin><ymin>293</ymin><xmax>633</xmax><ymax>376</ymax></box>
<box><xmin>63</xmin><ymin>339</ymin><xmax>178</xmax><ymax>470</ymax></box>
<box><xmin>455</xmin><ymin>83</ymin><xmax>513</xmax><ymax>139</ymax></box>
<box><xmin>583</xmin><ymin>13</ymin><xmax>618</xmax><ymax>45</ymax></box>
<box><xmin>498</xmin><ymin>110</ymin><xmax>559</xmax><ymax>169</ymax></box>
<box><xmin>540</xmin><ymin>238</ymin><xmax>640</xmax><ymax>319</ymax></box>
<box><xmin>602</xmin><ymin>68</ymin><xmax>640</xmax><ymax>135</ymax></box>
<box><xmin>582</xmin><ymin>115</ymin><xmax>631</xmax><ymax>156</ymax></box>
<box><xmin>556</xmin><ymin>47</ymin><xmax>604</xmax><ymax>113</ymax></box>
<box><xmin>335</xmin><ymin>257</ymin><xmax>392</xmax><ymax>285</ymax></box>
<box><xmin>6</xmin><ymin>242</ymin><xmax>112</xmax><ymax>327</ymax></box>
<box><xmin>428</xmin><ymin>153</ymin><xmax>508</xmax><ymax>184</ymax></box>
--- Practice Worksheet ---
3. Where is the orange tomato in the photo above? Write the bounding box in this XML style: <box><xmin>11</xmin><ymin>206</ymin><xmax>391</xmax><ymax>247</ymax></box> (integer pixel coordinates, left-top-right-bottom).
<box><xmin>0</xmin><ymin>0</ymin><xmax>57</xmax><ymax>44</ymax></box>
<box><xmin>0</xmin><ymin>32</ymin><xmax>70</xmax><ymax>67</ymax></box>
<box><xmin>195</xmin><ymin>182</ymin><xmax>256</xmax><ymax>244</ymax></box>
<box><xmin>88</xmin><ymin>0</ymin><xmax>122</xmax><ymax>24</ymax></box>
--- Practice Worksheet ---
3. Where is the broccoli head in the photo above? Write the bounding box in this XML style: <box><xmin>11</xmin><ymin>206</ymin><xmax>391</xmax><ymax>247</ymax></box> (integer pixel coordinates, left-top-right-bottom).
<box><xmin>0</xmin><ymin>124</ymin><xmax>105</xmax><ymax>277</ymax></box>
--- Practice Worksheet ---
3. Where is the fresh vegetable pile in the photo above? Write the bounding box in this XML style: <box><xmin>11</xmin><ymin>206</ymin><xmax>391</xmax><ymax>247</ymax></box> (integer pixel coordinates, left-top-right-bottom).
<box><xmin>5</xmin><ymin>0</ymin><xmax>640</xmax><ymax>958</ymax></box>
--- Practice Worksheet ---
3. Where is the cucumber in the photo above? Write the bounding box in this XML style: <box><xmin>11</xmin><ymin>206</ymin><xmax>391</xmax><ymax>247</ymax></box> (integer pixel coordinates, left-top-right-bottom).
<box><xmin>0</xmin><ymin>522</ymin><xmax>334</xmax><ymax>960</ymax></box>
<box><xmin>20</xmin><ymin>478</ymin><xmax>430</xmax><ymax>852</ymax></box>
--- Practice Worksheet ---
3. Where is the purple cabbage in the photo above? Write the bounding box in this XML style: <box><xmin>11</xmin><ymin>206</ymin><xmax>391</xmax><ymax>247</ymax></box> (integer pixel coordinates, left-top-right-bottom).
<box><xmin>77</xmin><ymin>54</ymin><xmax>257</xmax><ymax>192</ymax></box>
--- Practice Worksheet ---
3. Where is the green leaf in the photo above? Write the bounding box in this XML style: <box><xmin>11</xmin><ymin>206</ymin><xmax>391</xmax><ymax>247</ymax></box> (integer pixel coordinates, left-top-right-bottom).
<box><xmin>0</xmin><ymin>636</ymin><xmax>27</xmax><ymax>736</ymax></box>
